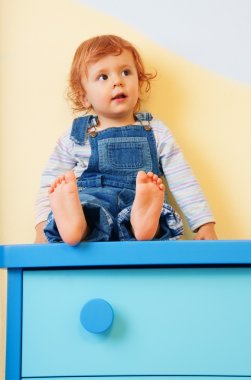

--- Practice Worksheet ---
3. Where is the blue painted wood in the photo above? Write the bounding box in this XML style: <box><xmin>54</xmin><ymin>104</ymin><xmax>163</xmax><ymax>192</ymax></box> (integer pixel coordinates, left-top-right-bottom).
<box><xmin>21</xmin><ymin>377</ymin><xmax>251</xmax><ymax>380</ymax></box>
<box><xmin>80</xmin><ymin>298</ymin><xmax>114</xmax><ymax>334</ymax></box>
<box><xmin>6</xmin><ymin>269</ymin><xmax>23</xmax><ymax>380</ymax></box>
<box><xmin>1</xmin><ymin>240</ymin><xmax>251</xmax><ymax>268</ymax></box>
<box><xmin>22</xmin><ymin>268</ymin><xmax>251</xmax><ymax>378</ymax></box>
<box><xmin>2</xmin><ymin>241</ymin><xmax>251</xmax><ymax>379</ymax></box>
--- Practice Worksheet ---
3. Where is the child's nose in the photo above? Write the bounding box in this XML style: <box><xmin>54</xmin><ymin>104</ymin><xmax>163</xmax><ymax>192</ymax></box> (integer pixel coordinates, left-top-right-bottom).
<box><xmin>112</xmin><ymin>76</ymin><xmax>123</xmax><ymax>88</ymax></box>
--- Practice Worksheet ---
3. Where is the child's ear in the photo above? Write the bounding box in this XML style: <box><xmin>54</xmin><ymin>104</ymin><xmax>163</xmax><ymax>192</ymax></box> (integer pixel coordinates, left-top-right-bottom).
<box><xmin>82</xmin><ymin>94</ymin><xmax>91</xmax><ymax>108</ymax></box>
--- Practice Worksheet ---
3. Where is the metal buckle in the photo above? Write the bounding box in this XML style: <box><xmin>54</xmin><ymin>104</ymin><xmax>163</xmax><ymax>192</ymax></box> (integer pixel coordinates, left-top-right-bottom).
<box><xmin>88</xmin><ymin>126</ymin><xmax>98</xmax><ymax>137</ymax></box>
<box><xmin>143</xmin><ymin>123</ymin><xmax>152</xmax><ymax>131</ymax></box>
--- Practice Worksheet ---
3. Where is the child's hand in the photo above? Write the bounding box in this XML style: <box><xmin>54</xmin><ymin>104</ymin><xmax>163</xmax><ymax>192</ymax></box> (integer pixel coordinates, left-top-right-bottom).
<box><xmin>34</xmin><ymin>221</ymin><xmax>48</xmax><ymax>244</ymax></box>
<box><xmin>194</xmin><ymin>222</ymin><xmax>218</xmax><ymax>240</ymax></box>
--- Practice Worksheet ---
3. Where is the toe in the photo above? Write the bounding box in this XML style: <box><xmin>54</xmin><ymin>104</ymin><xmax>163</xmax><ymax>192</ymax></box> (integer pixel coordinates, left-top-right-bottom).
<box><xmin>159</xmin><ymin>183</ymin><xmax>165</xmax><ymax>191</ymax></box>
<box><xmin>146</xmin><ymin>172</ymin><xmax>154</xmax><ymax>178</ymax></box>
<box><xmin>55</xmin><ymin>177</ymin><xmax>62</xmax><ymax>186</ymax></box>
<box><xmin>152</xmin><ymin>174</ymin><xmax>158</xmax><ymax>183</ymax></box>
<box><xmin>52</xmin><ymin>178</ymin><xmax>59</xmax><ymax>188</ymax></box>
<box><xmin>157</xmin><ymin>178</ymin><xmax>163</xmax><ymax>185</ymax></box>
<box><xmin>136</xmin><ymin>171</ymin><xmax>148</xmax><ymax>183</ymax></box>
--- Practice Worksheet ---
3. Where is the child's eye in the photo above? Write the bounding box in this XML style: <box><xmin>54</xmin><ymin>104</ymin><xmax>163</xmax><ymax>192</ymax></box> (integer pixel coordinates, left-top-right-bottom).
<box><xmin>122</xmin><ymin>69</ymin><xmax>130</xmax><ymax>77</ymax></box>
<box><xmin>98</xmin><ymin>74</ymin><xmax>108</xmax><ymax>81</ymax></box>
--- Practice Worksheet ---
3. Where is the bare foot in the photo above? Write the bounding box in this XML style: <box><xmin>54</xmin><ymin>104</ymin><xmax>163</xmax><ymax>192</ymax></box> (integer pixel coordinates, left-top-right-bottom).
<box><xmin>131</xmin><ymin>171</ymin><xmax>165</xmax><ymax>240</ymax></box>
<box><xmin>49</xmin><ymin>171</ymin><xmax>88</xmax><ymax>245</ymax></box>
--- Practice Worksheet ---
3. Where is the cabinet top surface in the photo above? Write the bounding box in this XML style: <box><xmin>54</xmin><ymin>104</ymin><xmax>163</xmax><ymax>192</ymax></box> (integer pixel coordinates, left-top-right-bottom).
<box><xmin>0</xmin><ymin>241</ymin><xmax>251</xmax><ymax>268</ymax></box>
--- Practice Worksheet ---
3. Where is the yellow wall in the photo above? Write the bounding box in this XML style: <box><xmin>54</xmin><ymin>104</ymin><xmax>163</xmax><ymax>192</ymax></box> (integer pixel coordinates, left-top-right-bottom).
<box><xmin>1</xmin><ymin>0</ymin><xmax>251</xmax><ymax>244</ymax></box>
<box><xmin>1</xmin><ymin>1</ymin><xmax>251</xmax><ymax>374</ymax></box>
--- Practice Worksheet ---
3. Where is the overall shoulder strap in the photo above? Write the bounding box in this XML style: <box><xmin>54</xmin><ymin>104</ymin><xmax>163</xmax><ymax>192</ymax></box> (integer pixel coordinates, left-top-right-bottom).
<box><xmin>70</xmin><ymin>115</ymin><xmax>98</xmax><ymax>145</ymax></box>
<box><xmin>134</xmin><ymin>112</ymin><xmax>153</xmax><ymax>123</ymax></box>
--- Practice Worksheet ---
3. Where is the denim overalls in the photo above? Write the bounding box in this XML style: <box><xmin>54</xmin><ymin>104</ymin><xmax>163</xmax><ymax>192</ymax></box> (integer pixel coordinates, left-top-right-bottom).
<box><xmin>44</xmin><ymin>113</ymin><xmax>183</xmax><ymax>242</ymax></box>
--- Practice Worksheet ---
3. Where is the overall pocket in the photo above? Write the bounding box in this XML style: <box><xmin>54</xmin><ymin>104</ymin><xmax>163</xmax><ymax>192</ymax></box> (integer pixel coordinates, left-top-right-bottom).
<box><xmin>98</xmin><ymin>137</ymin><xmax>153</xmax><ymax>174</ymax></box>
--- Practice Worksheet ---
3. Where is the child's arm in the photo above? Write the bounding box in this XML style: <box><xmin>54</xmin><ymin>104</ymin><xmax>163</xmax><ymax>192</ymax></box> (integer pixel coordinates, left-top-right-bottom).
<box><xmin>194</xmin><ymin>222</ymin><xmax>218</xmax><ymax>240</ymax></box>
<box><xmin>156</xmin><ymin>121</ymin><xmax>216</xmax><ymax>237</ymax></box>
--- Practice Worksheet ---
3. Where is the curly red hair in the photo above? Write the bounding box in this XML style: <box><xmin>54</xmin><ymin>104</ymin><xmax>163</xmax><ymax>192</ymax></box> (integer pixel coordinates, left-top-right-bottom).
<box><xmin>67</xmin><ymin>35</ymin><xmax>156</xmax><ymax>113</ymax></box>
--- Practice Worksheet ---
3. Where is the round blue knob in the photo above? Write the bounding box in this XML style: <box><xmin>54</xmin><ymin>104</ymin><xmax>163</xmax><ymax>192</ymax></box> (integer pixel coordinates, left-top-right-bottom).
<box><xmin>80</xmin><ymin>298</ymin><xmax>114</xmax><ymax>334</ymax></box>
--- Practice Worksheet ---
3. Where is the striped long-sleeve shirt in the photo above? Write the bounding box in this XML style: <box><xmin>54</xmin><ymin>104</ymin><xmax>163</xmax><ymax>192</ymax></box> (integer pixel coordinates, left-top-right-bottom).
<box><xmin>35</xmin><ymin>118</ymin><xmax>215</xmax><ymax>231</ymax></box>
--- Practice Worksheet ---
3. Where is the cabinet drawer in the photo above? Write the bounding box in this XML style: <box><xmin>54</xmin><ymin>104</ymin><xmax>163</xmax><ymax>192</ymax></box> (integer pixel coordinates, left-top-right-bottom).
<box><xmin>22</xmin><ymin>268</ymin><xmax>251</xmax><ymax>377</ymax></box>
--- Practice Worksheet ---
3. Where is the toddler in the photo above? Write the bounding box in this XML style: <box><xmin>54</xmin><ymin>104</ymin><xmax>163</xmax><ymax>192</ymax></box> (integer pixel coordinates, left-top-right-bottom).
<box><xmin>35</xmin><ymin>35</ymin><xmax>217</xmax><ymax>245</ymax></box>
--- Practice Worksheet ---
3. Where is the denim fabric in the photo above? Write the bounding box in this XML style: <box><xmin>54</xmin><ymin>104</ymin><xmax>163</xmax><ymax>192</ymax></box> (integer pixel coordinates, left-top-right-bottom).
<box><xmin>77</xmin><ymin>117</ymin><xmax>162</xmax><ymax>190</ymax></box>
<box><xmin>44</xmin><ymin>113</ymin><xmax>184</xmax><ymax>242</ymax></box>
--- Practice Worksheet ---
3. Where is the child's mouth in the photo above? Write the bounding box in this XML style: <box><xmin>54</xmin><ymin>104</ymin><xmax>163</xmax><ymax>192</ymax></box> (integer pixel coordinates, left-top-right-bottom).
<box><xmin>112</xmin><ymin>93</ymin><xmax>127</xmax><ymax>100</ymax></box>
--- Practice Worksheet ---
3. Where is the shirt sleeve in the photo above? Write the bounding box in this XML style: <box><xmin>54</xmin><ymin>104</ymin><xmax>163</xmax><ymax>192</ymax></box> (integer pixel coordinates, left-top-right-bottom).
<box><xmin>154</xmin><ymin>120</ymin><xmax>215</xmax><ymax>231</ymax></box>
<box><xmin>35</xmin><ymin>130</ymin><xmax>78</xmax><ymax>226</ymax></box>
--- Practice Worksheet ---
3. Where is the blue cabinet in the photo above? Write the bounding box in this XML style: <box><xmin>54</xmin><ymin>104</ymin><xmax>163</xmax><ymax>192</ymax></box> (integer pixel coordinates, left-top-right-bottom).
<box><xmin>24</xmin><ymin>378</ymin><xmax>251</xmax><ymax>380</ymax></box>
<box><xmin>1</xmin><ymin>241</ymin><xmax>251</xmax><ymax>380</ymax></box>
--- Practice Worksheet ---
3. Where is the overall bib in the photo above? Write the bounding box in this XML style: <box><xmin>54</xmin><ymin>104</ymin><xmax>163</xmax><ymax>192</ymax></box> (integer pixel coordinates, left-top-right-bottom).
<box><xmin>44</xmin><ymin>113</ymin><xmax>183</xmax><ymax>242</ymax></box>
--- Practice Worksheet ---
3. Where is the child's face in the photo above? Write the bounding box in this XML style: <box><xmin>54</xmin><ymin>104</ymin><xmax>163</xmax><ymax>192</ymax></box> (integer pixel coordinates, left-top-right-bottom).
<box><xmin>81</xmin><ymin>49</ymin><xmax>139</xmax><ymax>125</ymax></box>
